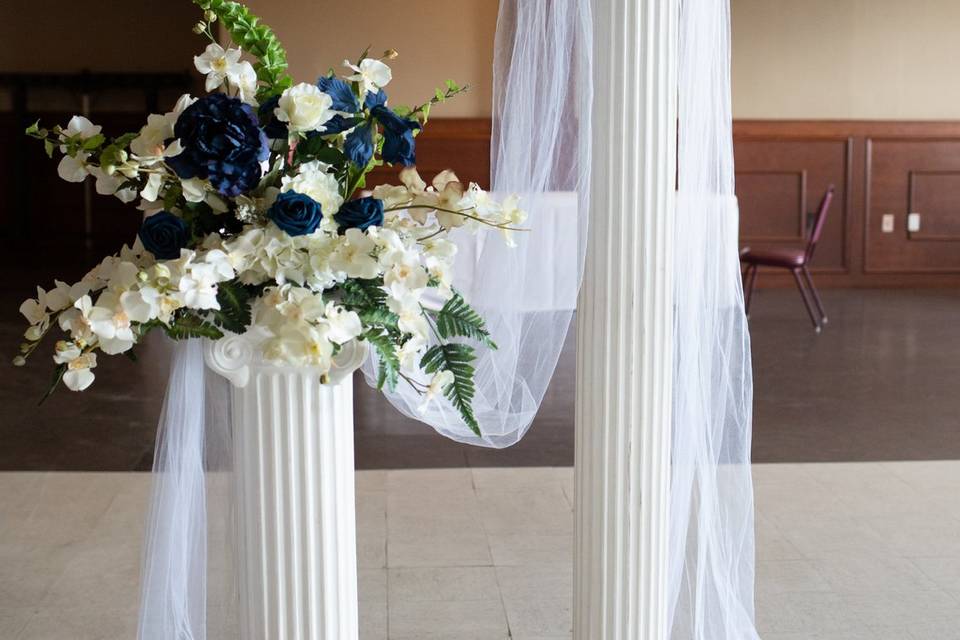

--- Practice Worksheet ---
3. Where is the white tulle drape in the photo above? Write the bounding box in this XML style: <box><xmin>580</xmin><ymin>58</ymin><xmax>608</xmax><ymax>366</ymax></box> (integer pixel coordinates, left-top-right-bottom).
<box><xmin>136</xmin><ymin>0</ymin><xmax>760</xmax><ymax>637</ymax></box>
<box><xmin>137</xmin><ymin>338</ymin><xmax>235</xmax><ymax>640</ymax></box>
<box><xmin>670</xmin><ymin>0</ymin><xmax>760</xmax><ymax>638</ymax></box>
<box><xmin>363</xmin><ymin>0</ymin><xmax>593</xmax><ymax>447</ymax></box>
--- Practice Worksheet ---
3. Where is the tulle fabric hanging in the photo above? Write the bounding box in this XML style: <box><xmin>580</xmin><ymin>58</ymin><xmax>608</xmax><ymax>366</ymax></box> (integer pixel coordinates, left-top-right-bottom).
<box><xmin>136</xmin><ymin>0</ymin><xmax>762</xmax><ymax>637</ymax></box>
<box><xmin>362</xmin><ymin>0</ymin><xmax>593</xmax><ymax>447</ymax></box>
<box><xmin>670</xmin><ymin>0</ymin><xmax>760</xmax><ymax>637</ymax></box>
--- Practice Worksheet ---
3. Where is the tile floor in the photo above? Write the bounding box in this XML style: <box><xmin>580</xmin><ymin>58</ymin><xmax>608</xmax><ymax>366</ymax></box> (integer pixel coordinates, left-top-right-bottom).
<box><xmin>2</xmin><ymin>462</ymin><xmax>960</xmax><ymax>639</ymax></box>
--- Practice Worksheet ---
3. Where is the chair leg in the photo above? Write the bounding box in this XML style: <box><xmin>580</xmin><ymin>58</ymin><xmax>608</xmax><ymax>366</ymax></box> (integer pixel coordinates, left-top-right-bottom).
<box><xmin>801</xmin><ymin>266</ymin><xmax>827</xmax><ymax>324</ymax></box>
<box><xmin>743</xmin><ymin>265</ymin><xmax>758</xmax><ymax>316</ymax></box>
<box><xmin>791</xmin><ymin>268</ymin><xmax>822</xmax><ymax>333</ymax></box>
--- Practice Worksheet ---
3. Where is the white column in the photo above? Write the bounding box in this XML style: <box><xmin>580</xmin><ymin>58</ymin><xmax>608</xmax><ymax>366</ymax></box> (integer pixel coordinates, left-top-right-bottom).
<box><xmin>206</xmin><ymin>333</ymin><xmax>367</xmax><ymax>640</ymax></box>
<box><xmin>574</xmin><ymin>0</ymin><xmax>678</xmax><ymax>638</ymax></box>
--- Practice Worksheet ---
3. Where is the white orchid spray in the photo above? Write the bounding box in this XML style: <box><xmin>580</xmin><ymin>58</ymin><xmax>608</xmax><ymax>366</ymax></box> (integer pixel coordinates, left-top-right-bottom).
<box><xmin>14</xmin><ymin>0</ymin><xmax>525</xmax><ymax>435</ymax></box>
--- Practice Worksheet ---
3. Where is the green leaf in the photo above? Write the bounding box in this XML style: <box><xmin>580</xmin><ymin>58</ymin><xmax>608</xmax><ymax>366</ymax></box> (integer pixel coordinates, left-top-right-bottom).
<box><xmin>362</xmin><ymin>328</ymin><xmax>400</xmax><ymax>391</ymax></box>
<box><xmin>340</xmin><ymin>278</ymin><xmax>387</xmax><ymax>309</ymax></box>
<box><xmin>433</xmin><ymin>292</ymin><xmax>496</xmax><ymax>348</ymax></box>
<box><xmin>81</xmin><ymin>134</ymin><xmax>105</xmax><ymax>150</ymax></box>
<box><xmin>358</xmin><ymin>307</ymin><xmax>399</xmax><ymax>330</ymax></box>
<box><xmin>445</xmin><ymin>79</ymin><xmax>460</xmax><ymax>92</ymax></box>
<box><xmin>435</xmin><ymin>88</ymin><xmax>446</xmax><ymax>102</ymax></box>
<box><xmin>212</xmin><ymin>280</ymin><xmax>253</xmax><ymax>334</ymax></box>
<box><xmin>163</xmin><ymin>313</ymin><xmax>224</xmax><ymax>341</ymax></box>
<box><xmin>295</xmin><ymin>134</ymin><xmax>348</xmax><ymax>165</ymax></box>
<box><xmin>43</xmin><ymin>139</ymin><xmax>55</xmax><ymax>158</ymax></box>
<box><xmin>38</xmin><ymin>363</ymin><xmax>67</xmax><ymax>406</ymax></box>
<box><xmin>420</xmin><ymin>342</ymin><xmax>480</xmax><ymax>435</ymax></box>
<box><xmin>24</xmin><ymin>120</ymin><xmax>40</xmax><ymax>136</ymax></box>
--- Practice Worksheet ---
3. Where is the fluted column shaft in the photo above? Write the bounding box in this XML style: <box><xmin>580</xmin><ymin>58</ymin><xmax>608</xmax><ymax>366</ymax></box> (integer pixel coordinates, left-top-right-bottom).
<box><xmin>574</xmin><ymin>0</ymin><xmax>678</xmax><ymax>638</ymax></box>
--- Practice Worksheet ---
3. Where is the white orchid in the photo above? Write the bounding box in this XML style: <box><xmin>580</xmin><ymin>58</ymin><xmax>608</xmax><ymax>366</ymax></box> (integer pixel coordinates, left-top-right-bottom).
<box><xmin>177</xmin><ymin>263</ymin><xmax>222</xmax><ymax>311</ymax></box>
<box><xmin>194</xmin><ymin>43</ymin><xmax>244</xmax><ymax>92</ymax></box>
<box><xmin>275</xmin><ymin>83</ymin><xmax>335</xmax><ymax>133</ymax></box>
<box><xmin>140</xmin><ymin>173</ymin><xmax>163</xmax><ymax>202</ymax></box>
<box><xmin>418</xmin><ymin>370</ymin><xmax>454</xmax><ymax>413</ymax></box>
<box><xmin>90</xmin><ymin>166</ymin><xmax>138</xmax><ymax>203</ymax></box>
<box><xmin>235</xmin><ymin>60</ymin><xmax>259</xmax><ymax>105</ymax></box>
<box><xmin>322</xmin><ymin>303</ymin><xmax>362</xmax><ymax>345</ymax></box>
<box><xmin>344</xmin><ymin>58</ymin><xmax>392</xmax><ymax>95</ymax></box>
<box><xmin>19</xmin><ymin>287</ymin><xmax>50</xmax><ymax>325</ymax></box>
<box><xmin>87</xmin><ymin>291</ymin><xmax>151</xmax><ymax>355</ymax></box>
<box><xmin>129</xmin><ymin>94</ymin><xmax>194</xmax><ymax>164</ymax></box>
<box><xmin>52</xmin><ymin>339</ymin><xmax>97</xmax><ymax>390</ymax></box>
<box><xmin>58</xmin><ymin>296</ymin><xmax>97</xmax><ymax>345</ymax></box>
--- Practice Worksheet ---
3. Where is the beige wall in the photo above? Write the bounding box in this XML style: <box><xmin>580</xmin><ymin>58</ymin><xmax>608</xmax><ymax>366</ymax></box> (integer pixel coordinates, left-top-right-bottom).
<box><xmin>241</xmin><ymin>1</ymin><xmax>497</xmax><ymax>118</ymax></box>
<box><xmin>3</xmin><ymin>1</ymin><xmax>958</xmax><ymax>121</ymax></box>
<box><xmin>732</xmin><ymin>0</ymin><xmax>960</xmax><ymax>120</ymax></box>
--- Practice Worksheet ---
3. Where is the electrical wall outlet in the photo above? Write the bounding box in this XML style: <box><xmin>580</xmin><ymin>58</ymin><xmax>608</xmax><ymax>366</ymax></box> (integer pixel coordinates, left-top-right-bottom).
<box><xmin>907</xmin><ymin>212</ymin><xmax>921</xmax><ymax>233</ymax></box>
<box><xmin>881</xmin><ymin>214</ymin><xmax>895</xmax><ymax>233</ymax></box>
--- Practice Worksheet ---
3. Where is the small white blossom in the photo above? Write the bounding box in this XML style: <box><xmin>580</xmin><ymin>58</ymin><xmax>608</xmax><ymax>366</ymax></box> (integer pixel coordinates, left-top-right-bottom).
<box><xmin>194</xmin><ymin>43</ymin><xmax>243</xmax><ymax>92</ymax></box>
<box><xmin>176</xmin><ymin>263</ymin><xmax>221</xmax><ymax>311</ymax></box>
<box><xmin>61</xmin><ymin>350</ymin><xmax>97</xmax><ymax>392</ymax></box>
<box><xmin>344</xmin><ymin>58</ymin><xmax>392</xmax><ymax>95</ymax></box>
<box><xmin>329</xmin><ymin>228</ymin><xmax>380</xmax><ymax>279</ymax></box>
<box><xmin>322</xmin><ymin>303</ymin><xmax>362</xmax><ymax>345</ymax></box>
<box><xmin>57</xmin><ymin>152</ymin><xmax>90</xmax><ymax>183</ymax></box>
<box><xmin>418</xmin><ymin>370</ymin><xmax>454</xmax><ymax>413</ymax></box>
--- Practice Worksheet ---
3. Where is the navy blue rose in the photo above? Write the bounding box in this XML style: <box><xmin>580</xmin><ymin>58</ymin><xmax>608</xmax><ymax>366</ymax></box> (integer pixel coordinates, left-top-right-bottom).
<box><xmin>258</xmin><ymin>95</ymin><xmax>288</xmax><ymax>140</ymax></box>
<box><xmin>334</xmin><ymin>197</ymin><xmax>384</xmax><ymax>231</ymax></box>
<box><xmin>371</xmin><ymin>105</ymin><xmax>420</xmax><ymax>166</ymax></box>
<box><xmin>168</xmin><ymin>93</ymin><xmax>269</xmax><ymax>197</ymax></box>
<box><xmin>317</xmin><ymin>75</ymin><xmax>360</xmax><ymax>113</ymax></box>
<box><xmin>139</xmin><ymin>211</ymin><xmax>190</xmax><ymax>260</ymax></box>
<box><xmin>268</xmin><ymin>191</ymin><xmax>324</xmax><ymax>236</ymax></box>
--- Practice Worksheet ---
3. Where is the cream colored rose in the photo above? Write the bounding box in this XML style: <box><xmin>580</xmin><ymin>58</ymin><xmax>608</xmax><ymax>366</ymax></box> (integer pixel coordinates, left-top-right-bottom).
<box><xmin>275</xmin><ymin>83</ymin><xmax>335</xmax><ymax>133</ymax></box>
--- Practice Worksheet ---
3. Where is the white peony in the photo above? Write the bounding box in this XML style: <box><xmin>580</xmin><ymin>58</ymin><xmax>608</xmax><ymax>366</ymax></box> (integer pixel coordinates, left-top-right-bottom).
<box><xmin>344</xmin><ymin>58</ymin><xmax>392</xmax><ymax>95</ymax></box>
<box><xmin>275</xmin><ymin>83</ymin><xmax>335</xmax><ymax>133</ymax></box>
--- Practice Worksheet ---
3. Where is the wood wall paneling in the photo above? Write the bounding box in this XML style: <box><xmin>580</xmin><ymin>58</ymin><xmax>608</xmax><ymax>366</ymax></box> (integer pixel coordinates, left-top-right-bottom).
<box><xmin>866</xmin><ymin>138</ymin><xmax>960</xmax><ymax>274</ymax></box>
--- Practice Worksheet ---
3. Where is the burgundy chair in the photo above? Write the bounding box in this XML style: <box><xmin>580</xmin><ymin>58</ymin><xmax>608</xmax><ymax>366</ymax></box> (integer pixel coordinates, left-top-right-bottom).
<box><xmin>740</xmin><ymin>185</ymin><xmax>834</xmax><ymax>332</ymax></box>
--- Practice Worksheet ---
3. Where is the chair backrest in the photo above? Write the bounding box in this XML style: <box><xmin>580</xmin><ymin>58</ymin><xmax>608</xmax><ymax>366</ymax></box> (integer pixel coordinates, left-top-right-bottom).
<box><xmin>805</xmin><ymin>185</ymin><xmax>835</xmax><ymax>263</ymax></box>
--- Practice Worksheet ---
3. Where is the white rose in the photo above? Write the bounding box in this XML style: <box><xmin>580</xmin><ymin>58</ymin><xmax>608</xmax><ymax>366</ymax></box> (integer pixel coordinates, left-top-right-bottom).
<box><xmin>275</xmin><ymin>83</ymin><xmax>335</xmax><ymax>133</ymax></box>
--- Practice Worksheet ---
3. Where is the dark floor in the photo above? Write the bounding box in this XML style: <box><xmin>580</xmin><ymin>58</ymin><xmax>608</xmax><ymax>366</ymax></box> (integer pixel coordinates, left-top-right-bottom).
<box><xmin>1</xmin><ymin>283</ymin><xmax>959</xmax><ymax>470</ymax></box>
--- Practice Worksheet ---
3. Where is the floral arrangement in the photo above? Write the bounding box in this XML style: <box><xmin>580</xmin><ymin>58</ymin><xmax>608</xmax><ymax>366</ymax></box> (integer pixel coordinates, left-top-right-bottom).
<box><xmin>14</xmin><ymin>0</ymin><xmax>524</xmax><ymax>434</ymax></box>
